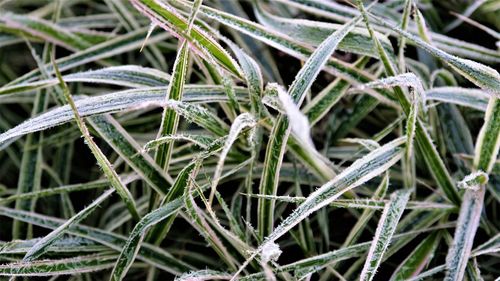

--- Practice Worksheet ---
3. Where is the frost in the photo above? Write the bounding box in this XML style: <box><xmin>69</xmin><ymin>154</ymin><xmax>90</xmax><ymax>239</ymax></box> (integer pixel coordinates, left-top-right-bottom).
<box><xmin>276</xmin><ymin>85</ymin><xmax>315</xmax><ymax>149</ymax></box>
<box><xmin>261</xmin><ymin>241</ymin><xmax>282</xmax><ymax>263</ymax></box>
<box><xmin>458</xmin><ymin>171</ymin><xmax>488</xmax><ymax>191</ymax></box>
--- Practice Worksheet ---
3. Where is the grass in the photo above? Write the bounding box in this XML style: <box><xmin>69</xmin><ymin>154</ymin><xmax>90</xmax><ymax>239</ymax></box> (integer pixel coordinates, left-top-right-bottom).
<box><xmin>0</xmin><ymin>0</ymin><xmax>499</xmax><ymax>280</ymax></box>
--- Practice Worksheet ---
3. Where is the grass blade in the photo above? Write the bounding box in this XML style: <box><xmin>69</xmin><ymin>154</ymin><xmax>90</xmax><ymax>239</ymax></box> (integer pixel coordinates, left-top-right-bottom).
<box><xmin>53</xmin><ymin>56</ymin><xmax>140</xmax><ymax>221</ymax></box>
<box><xmin>360</xmin><ymin>189</ymin><xmax>411</xmax><ymax>281</ymax></box>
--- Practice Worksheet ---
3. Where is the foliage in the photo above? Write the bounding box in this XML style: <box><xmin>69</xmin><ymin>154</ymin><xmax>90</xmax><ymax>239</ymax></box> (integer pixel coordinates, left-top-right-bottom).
<box><xmin>0</xmin><ymin>0</ymin><xmax>499</xmax><ymax>280</ymax></box>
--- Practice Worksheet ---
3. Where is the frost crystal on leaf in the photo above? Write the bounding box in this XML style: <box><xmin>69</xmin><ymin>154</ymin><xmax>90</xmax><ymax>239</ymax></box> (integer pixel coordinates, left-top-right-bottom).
<box><xmin>261</xmin><ymin>241</ymin><xmax>282</xmax><ymax>263</ymax></box>
<box><xmin>457</xmin><ymin>171</ymin><xmax>488</xmax><ymax>191</ymax></box>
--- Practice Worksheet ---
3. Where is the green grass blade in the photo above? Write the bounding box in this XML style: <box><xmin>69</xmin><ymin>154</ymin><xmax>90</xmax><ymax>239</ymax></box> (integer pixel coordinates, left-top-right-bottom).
<box><xmin>53</xmin><ymin>57</ymin><xmax>140</xmax><ymax>221</ymax></box>
<box><xmin>210</xmin><ymin>113</ymin><xmax>256</xmax><ymax>203</ymax></box>
<box><xmin>253</xmin><ymin>1</ymin><xmax>392</xmax><ymax>59</ymax></box>
<box><xmin>369</xmin><ymin>14</ymin><xmax>500</xmax><ymax>95</ymax></box>
<box><xmin>130</xmin><ymin>0</ymin><xmax>243</xmax><ymax>78</ymax></box>
<box><xmin>360</xmin><ymin>189</ymin><xmax>411</xmax><ymax>281</ymax></box>
<box><xmin>7</xmin><ymin>27</ymin><xmax>169</xmax><ymax>85</ymax></box>
<box><xmin>0</xmin><ymin>206</ymin><xmax>193</xmax><ymax>274</ymax></box>
<box><xmin>0</xmin><ymin>254</ymin><xmax>117</xmax><ymax>276</ymax></box>
<box><xmin>234</xmin><ymin>137</ymin><xmax>406</xmax><ymax>278</ymax></box>
<box><xmin>426</xmin><ymin>87</ymin><xmax>490</xmax><ymax>111</ymax></box>
<box><xmin>0</xmin><ymin>86</ymin><xmax>240</xmax><ymax>148</ymax></box>
<box><xmin>88</xmin><ymin>115</ymin><xmax>172</xmax><ymax>195</ymax></box>
<box><xmin>155</xmin><ymin>41</ymin><xmax>190</xmax><ymax>172</ymax></box>
<box><xmin>473</xmin><ymin>98</ymin><xmax>500</xmax><ymax>173</ymax></box>
<box><xmin>257</xmin><ymin>12</ymin><xmax>363</xmax><ymax>238</ymax></box>
<box><xmin>390</xmin><ymin>231</ymin><xmax>441</xmax><ymax>280</ymax></box>
<box><xmin>446</xmin><ymin>97</ymin><xmax>500</xmax><ymax>281</ymax></box>
<box><xmin>0</xmin><ymin>65</ymin><xmax>171</xmax><ymax>96</ymax></box>
<box><xmin>22</xmin><ymin>189</ymin><xmax>115</xmax><ymax>261</ymax></box>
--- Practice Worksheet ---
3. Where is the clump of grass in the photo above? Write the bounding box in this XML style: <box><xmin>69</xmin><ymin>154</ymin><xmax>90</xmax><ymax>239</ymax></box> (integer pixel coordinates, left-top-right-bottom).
<box><xmin>0</xmin><ymin>0</ymin><xmax>499</xmax><ymax>280</ymax></box>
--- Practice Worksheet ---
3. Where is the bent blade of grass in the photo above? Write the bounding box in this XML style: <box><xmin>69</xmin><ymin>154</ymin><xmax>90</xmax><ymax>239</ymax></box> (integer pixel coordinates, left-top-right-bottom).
<box><xmin>277</xmin><ymin>0</ymin><xmax>500</xmax><ymax>64</ymax></box>
<box><xmin>183</xmin><ymin>0</ymin><xmax>390</xmax><ymax>99</ymax></box>
<box><xmin>210</xmin><ymin>113</ymin><xmax>256</xmax><ymax>203</ymax></box>
<box><xmin>369</xmin><ymin>14</ymin><xmax>500</xmax><ymax>96</ymax></box>
<box><xmin>23</xmin><ymin>189</ymin><xmax>114</xmax><ymax>261</ymax></box>
<box><xmin>53</xmin><ymin>58</ymin><xmax>140</xmax><ymax>221</ymax></box>
<box><xmin>253</xmin><ymin>1</ymin><xmax>392</xmax><ymax>59</ymax></box>
<box><xmin>360</xmin><ymin>189</ymin><xmax>411</xmax><ymax>281</ymax></box>
<box><xmin>357</xmin><ymin>1</ymin><xmax>461</xmax><ymax>205</ymax></box>
<box><xmin>0</xmin><ymin>254</ymin><xmax>117</xmax><ymax>276</ymax></box>
<box><xmin>131</xmin><ymin>0</ymin><xmax>243</xmax><ymax>79</ymax></box>
<box><xmin>234</xmin><ymin>137</ymin><xmax>406</xmax><ymax>278</ymax></box>
<box><xmin>445</xmin><ymin>97</ymin><xmax>500</xmax><ymax>281</ymax></box>
<box><xmin>0</xmin><ymin>86</ymin><xmax>238</xmax><ymax>149</ymax></box>
<box><xmin>258</xmin><ymin>12</ymin><xmax>363</xmax><ymax>238</ymax></box>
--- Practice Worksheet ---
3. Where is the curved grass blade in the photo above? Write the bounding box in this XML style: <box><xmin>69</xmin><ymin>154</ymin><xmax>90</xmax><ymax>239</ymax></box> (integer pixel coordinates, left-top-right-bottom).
<box><xmin>276</xmin><ymin>0</ymin><xmax>500</xmax><ymax>64</ymax></box>
<box><xmin>0</xmin><ymin>86</ymin><xmax>242</xmax><ymax>148</ymax></box>
<box><xmin>356</xmin><ymin>1</ymin><xmax>461</xmax><ymax>205</ymax></box>
<box><xmin>369</xmin><ymin>14</ymin><xmax>500</xmax><ymax>95</ymax></box>
<box><xmin>253</xmin><ymin>1</ymin><xmax>393</xmax><ymax>59</ymax></box>
<box><xmin>210</xmin><ymin>113</ymin><xmax>256</xmax><ymax>203</ymax></box>
<box><xmin>360</xmin><ymin>189</ymin><xmax>411</xmax><ymax>281</ymax></box>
